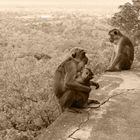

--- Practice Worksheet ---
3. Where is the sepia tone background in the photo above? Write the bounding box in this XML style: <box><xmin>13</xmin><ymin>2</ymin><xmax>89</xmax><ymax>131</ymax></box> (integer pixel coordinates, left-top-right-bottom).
<box><xmin>0</xmin><ymin>0</ymin><xmax>139</xmax><ymax>139</ymax></box>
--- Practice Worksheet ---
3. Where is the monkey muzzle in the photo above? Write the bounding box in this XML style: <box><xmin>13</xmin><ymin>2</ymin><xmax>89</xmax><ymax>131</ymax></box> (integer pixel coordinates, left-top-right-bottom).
<box><xmin>109</xmin><ymin>38</ymin><xmax>114</xmax><ymax>43</ymax></box>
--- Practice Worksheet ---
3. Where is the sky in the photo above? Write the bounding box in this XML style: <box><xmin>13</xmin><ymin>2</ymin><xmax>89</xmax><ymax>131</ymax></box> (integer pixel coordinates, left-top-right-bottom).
<box><xmin>0</xmin><ymin>0</ymin><xmax>132</xmax><ymax>6</ymax></box>
<box><xmin>0</xmin><ymin>0</ymin><xmax>133</xmax><ymax>13</ymax></box>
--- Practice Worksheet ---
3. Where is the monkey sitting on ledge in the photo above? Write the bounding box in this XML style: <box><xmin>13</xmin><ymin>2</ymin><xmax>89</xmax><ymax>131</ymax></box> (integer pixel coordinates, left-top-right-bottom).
<box><xmin>61</xmin><ymin>67</ymin><xmax>100</xmax><ymax>113</ymax></box>
<box><xmin>106</xmin><ymin>29</ymin><xmax>134</xmax><ymax>72</ymax></box>
<box><xmin>74</xmin><ymin>67</ymin><xmax>100</xmax><ymax>107</ymax></box>
<box><xmin>55</xmin><ymin>48</ymin><xmax>100</xmax><ymax>113</ymax></box>
<box><xmin>76</xmin><ymin>68</ymin><xmax>99</xmax><ymax>89</ymax></box>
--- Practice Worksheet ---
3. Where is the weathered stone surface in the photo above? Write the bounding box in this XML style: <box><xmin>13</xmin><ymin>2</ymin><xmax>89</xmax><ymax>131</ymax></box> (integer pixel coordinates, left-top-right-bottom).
<box><xmin>38</xmin><ymin>70</ymin><xmax>140</xmax><ymax>140</ymax></box>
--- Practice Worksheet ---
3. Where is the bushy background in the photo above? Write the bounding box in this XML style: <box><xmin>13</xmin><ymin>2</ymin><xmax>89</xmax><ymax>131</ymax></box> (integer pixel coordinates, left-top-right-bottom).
<box><xmin>0</xmin><ymin>10</ymin><xmax>112</xmax><ymax>140</ymax></box>
<box><xmin>0</xmin><ymin>4</ymin><xmax>139</xmax><ymax>139</ymax></box>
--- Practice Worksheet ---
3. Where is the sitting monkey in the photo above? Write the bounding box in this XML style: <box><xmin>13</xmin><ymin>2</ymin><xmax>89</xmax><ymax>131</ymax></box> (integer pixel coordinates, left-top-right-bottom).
<box><xmin>76</xmin><ymin>68</ymin><xmax>99</xmax><ymax>89</ymax></box>
<box><xmin>60</xmin><ymin>67</ymin><xmax>100</xmax><ymax>112</ymax></box>
<box><xmin>73</xmin><ymin>67</ymin><xmax>100</xmax><ymax>107</ymax></box>
<box><xmin>106</xmin><ymin>29</ymin><xmax>134</xmax><ymax>71</ymax></box>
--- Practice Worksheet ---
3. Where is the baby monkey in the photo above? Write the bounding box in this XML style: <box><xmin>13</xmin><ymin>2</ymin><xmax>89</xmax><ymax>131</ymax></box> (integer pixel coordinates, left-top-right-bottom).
<box><xmin>60</xmin><ymin>62</ymin><xmax>100</xmax><ymax>113</ymax></box>
<box><xmin>70</xmin><ymin>67</ymin><xmax>100</xmax><ymax>109</ymax></box>
<box><xmin>76</xmin><ymin>67</ymin><xmax>99</xmax><ymax>88</ymax></box>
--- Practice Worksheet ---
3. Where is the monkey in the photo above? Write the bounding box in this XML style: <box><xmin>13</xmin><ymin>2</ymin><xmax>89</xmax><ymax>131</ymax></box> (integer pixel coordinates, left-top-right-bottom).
<box><xmin>71</xmin><ymin>67</ymin><xmax>100</xmax><ymax>108</ymax></box>
<box><xmin>76</xmin><ymin>68</ymin><xmax>99</xmax><ymax>89</ymax></box>
<box><xmin>54</xmin><ymin>48</ymin><xmax>90</xmax><ymax>98</ymax></box>
<box><xmin>60</xmin><ymin>63</ymin><xmax>100</xmax><ymax>112</ymax></box>
<box><xmin>54</xmin><ymin>48</ymin><xmax>97</xmax><ymax>113</ymax></box>
<box><xmin>106</xmin><ymin>29</ymin><xmax>134</xmax><ymax>72</ymax></box>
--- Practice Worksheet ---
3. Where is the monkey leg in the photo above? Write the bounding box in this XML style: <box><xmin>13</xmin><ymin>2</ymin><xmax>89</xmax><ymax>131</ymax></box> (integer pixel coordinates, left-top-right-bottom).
<box><xmin>59</xmin><ymin>90</ymin><xmax>75</xmax><ymax>111</ymax></box>
<box><xmin>105</xmin><ymin>67</ymin><xmax>120</xmax><ymax>72</ymax></box>
<box><xmin>119</xmin><ymin>57</ymin><xmax>131</xmax><ymax>70</ymax></box>
<box><xmin>112</xmin><ymin>55</ymin><xmax>132</xmax><ymax>71</ymax></box>
<box><xmin>64</xmin><ymin>107</ymin><xmax>84</xmax><ymax>113</ymax></box>
<box><xmin>71</xmin><ymin>92</ymin><xmax>89</xmax><ymax>108</ymax></box>
<box><xmin>59</xmin><ymin>91</ymin><xmax>85</xmax><ymax>113</ymax></box>
<box><xmin>106</xmin><ymin>64</ymin><xmax>121</xmax><ymax>72</ymax></box>
<box><xmin>106</xmin><ymin>54</ymin><xmax>130</xmax><ymax>72</ymax></box>
<box><xmin>106</xmin><ymin>58</ymin><xmax>127</xmax><ymax>72</ymax></box>
<box><xmin>87</xmin><ymin>99</ymin><xmax>100</xmax><ymax>105</ymax></box>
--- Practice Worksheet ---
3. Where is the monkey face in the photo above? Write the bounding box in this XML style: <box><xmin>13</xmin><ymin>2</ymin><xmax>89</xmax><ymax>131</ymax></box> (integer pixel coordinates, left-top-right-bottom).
<box><xmin>109</xmin><ymin>29</ymin><xmax>122</xmax><ymax>43</ymax></box>
<box><xmin>77</xmin><ymin>61</ymin><xmax>86</xmax><ymax>71</ymax></box>
<box><xmin>81</xmin><ymin>68</ymin><xmax>93</xmax><ymax>81</ymax></box>
<box><xmin>109</xmin><ymin>35</ymin><xmax>115</xmax><ymax>43</ymax></box>
<box><xmin>71</xmin><ymin>48</ymin><xmax>87</xmax><ymax>60</ymax></box>
<box><xmin>77</xmin><ymin>57</ymin><xmax>88</xmax><ymax>71</ymax></box>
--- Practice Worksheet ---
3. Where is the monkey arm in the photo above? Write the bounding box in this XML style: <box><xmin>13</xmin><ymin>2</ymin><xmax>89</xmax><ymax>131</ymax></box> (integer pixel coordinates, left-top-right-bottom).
<box><xmin>67</xmin><ymin>81</ymin><xmax>91</xmax><ymax>93</ymax></box>
<box><xmin>110</xmin><ymin>51</ymin><xmax>115</xmax><ymax>66</ymax></box>
<box><xmin>110</xmin><ymin>44</ymin><xmax>123</xmax><ymax>69</ymax></box>
<box><xmin>90</xmin><ymin>81</ymin><xmax>99</xmax><ymax>89</ymax></box>
<box><xmin>65</xmin><ymin>62</ymin><xmax>91</xmax><ymax>93</ymax></box>
<box><xmin>110</xmin><ymin>54</ymin><xmax>122</xmax><ymax>68</ymax></box>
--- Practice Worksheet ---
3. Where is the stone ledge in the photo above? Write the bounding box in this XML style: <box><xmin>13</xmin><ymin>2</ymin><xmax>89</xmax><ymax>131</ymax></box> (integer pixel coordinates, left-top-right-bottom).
<box><xmin>38</xmin><ymin>71</ymin><xmax>140</xmax><ymax>140</ymax></box>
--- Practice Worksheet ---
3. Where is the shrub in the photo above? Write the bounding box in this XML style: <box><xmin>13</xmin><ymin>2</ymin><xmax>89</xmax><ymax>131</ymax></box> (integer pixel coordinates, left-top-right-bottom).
<box><xmin>0</xmin><ymin>10</ymin><xmax>112</xmax><ymax>139</ymax></box>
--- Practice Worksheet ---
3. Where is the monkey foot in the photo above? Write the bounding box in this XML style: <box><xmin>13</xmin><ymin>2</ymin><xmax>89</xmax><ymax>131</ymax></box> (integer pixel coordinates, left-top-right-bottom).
<box><xmin>87</xmin><ymin>103</ymin><xmax>100</xmax><ymax>108</ymax></box>
<box><xmin>105</xmin><ymin>68</ymin><xmax>121</xmax><ymax>72</ymax></box>
<box><xmin>64</xmin><ymin>107</ymin><xmax>84</xmax><ymax>113</ymax></box>
<box><xmin>88</xmin><ymin>99</ymin><xmax>100</xmax><ymax>105</ymax></box>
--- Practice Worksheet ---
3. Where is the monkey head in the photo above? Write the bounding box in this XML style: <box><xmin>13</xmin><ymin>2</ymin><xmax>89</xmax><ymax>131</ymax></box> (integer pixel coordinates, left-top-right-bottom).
<box><xmin>77</xmin><ymin>57</ymin><xmax>88</xmax><ymax>71</ymax></box>
<box><xmin>108</xmin><ymin>29</ymin><xmax>122</xmax><ymax>43</ymax></box>
<box><xmin>81</xmin><ymin>68</ymin><xmax>94</xmax><ymax>81</ymax></box>
<box><xmin>71</xmin><ymin>48</ymin><xmax>87</xmax><ymax>60</ymax></box>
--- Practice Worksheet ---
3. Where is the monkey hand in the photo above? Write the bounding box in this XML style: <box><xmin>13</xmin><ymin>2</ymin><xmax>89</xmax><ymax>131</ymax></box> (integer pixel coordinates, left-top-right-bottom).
<box><xmin>105</xmin><ymin>69</ymin><xmax>111</xmax><ymax>72</ymax></box>
<box><xmin>88</xmin><ymin>87</ymin><xmax>92</xmax><ymax>92</ymax></box>
<box><xmin>105</xmin><ymin>67</ymin><xmax>113</xmax><ymax>72</ymax></box>
<box><xmin>95</xmin><ymin>83</ymin><xmax>99</xmax><ymax>89</ymax></box>
<box><xmin>106</xmin><ymin>68</ymin><xmax>119</xmax><ymax>72</ymax></box>
<box><xmin>105</xmin><ymin>65</ymin><xmax>113</xmax><ymax>71</ymax></box>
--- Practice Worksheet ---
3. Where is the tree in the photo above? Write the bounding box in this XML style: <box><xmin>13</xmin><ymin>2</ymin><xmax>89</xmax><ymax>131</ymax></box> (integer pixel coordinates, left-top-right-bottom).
<box><xmin>110</xmin><ymin>2</ymin><xmax>140</xmax><ymax>35</ymax></box>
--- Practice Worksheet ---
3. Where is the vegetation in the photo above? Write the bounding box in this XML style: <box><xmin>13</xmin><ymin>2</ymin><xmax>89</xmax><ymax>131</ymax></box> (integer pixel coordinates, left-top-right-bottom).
<box><xmin>0</xmin><ymin>5</ymin><xmax>139</xmax><ymax>139</ymax></box>
<box><xmin>111</xmin><ymin>3</ymin><xmax>139</xmax><ymax>33</ymax></box>
<box><xmin>110</xmin><ymin>2</ymin><xmax>140</xmax><ymax>44</ymax></box>
<box><xmin>0</xmin><ymin>10</ymin><xmax>113</xmax><ymax>139</ymax></box>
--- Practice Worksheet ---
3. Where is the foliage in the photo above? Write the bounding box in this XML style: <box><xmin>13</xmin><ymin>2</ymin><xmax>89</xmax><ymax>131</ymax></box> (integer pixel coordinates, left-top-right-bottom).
<box><xmin>0</xmin><ymin>10</ymin><xmax>113</xmax><ymax>139</ymax></box>
<box><xmin>110</xmin><ymin>2</ymin><xmax>140</xmax><ymax>35</ymax></box>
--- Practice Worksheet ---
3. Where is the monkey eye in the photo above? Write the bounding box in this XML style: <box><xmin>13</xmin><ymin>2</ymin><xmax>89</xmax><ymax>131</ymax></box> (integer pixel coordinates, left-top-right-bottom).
<box><xmin>114</xmin><ymin>31</ymin><xmax>117</xmax><ymax>35</ymax></box>
<box><xmin>81</xmin><ymin>52</ymin><xmax>85</xmax><ymax>58</ymax></box>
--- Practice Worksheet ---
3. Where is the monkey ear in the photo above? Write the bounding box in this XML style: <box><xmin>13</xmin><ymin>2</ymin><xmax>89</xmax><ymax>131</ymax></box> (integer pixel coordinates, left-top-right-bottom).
<box><xmin>70</xmin><ymin>47</ymin><xmax>86</xmax><ymax>58</ymax></box>
<box><xmin>71</xmin><ymin>48</ymin><xmax>79</xmax><ymax>58</ymax></box>
<box><xmin>114</xmin><ymin>31</ymin><xmax>118</xmax><ymax>35</ymax></box>
<box><xmin>71</xmin><ymin>48</ymin><xmax>78</xmax><ymax>58</ymax></box>
<box><xmin>72</xmin><ymin>53</ymin><xmax>76</xmax><ymax>58</ymax></box>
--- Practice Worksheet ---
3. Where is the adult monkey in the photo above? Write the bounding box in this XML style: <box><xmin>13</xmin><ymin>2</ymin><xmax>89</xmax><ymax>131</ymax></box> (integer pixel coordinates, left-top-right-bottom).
<box><xmin>106</xmin><ymin>29</ymin><xmax>134</xmax><ymax>72</ymax></box>
<box><xmin>54</xmin><ymin>48</ymin><xmax>97</xmax><ymax>112</ymax></box>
